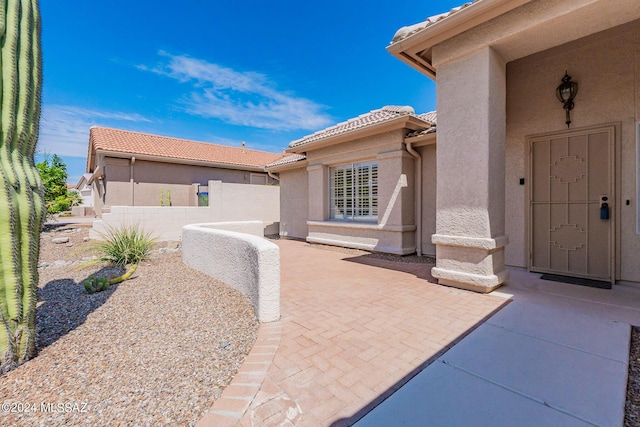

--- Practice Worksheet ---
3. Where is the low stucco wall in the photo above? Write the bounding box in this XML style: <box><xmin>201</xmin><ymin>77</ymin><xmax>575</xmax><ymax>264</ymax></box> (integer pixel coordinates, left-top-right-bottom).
<box><xmin>197</xmin><ymin>221</ymin><xmax>265</xmax><ymax>237</ymax></box>
<box><xmin>182</xmin><ymin>222</ymin><xmax>280</xmax><ymax>323</ymax></box>
<box><xmin>90</xmin><ymin>206</ymin><xmax>213</xmax><ymax>241</ymax></box>
<box><xmin>91</xmin><ymin>180</ymin><xmax>280</xmax><ymax>241</ymax></box>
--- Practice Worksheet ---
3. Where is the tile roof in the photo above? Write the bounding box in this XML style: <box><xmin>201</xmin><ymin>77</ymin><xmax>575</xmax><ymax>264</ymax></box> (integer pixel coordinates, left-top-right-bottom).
<box><xmin>288</xmin><ymin>106</ymin><xmax>432</xmax><ymax>149</ymax></box>
<box><xmin>390</xmin><ymin>1</ymin><xmax>478</xmax><ymax>45</ymax></box>
<box><xmin>417</xmin><ymin>111</ymin><xmax>437</xmax><ymax>125</ymax></box>
<box><xmin>265</xmin><ymin>153</ymin><xmax>307</xmax><ymax>169</ymax></box>
<box><xmin>407</xmin><ymin>111</ymin><xmax>437</xmax><ymax>138</ymax></box>
<box><xmin>89</xmin><ymin>126</ymin><xmax>292</xmax><ymax>169</ymax></box>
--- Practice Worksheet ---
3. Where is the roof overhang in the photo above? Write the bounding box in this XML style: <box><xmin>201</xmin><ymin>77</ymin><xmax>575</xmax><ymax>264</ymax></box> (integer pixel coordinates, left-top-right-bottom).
<box><xmin>388</xmin><ymin>0</ymin><xmax>640</xmax><ymax>80</ymax></box>
<box><xmin>264</xmin><ymin>158</ymin><xmax>309</xmax><ymax>173</ymax></box>
<box><xmin>387</xmin><ymin>0</ymin><xmax>529</xmax><ymax>79</ymax></box>
<box><xmin>405</xmin><ymin>131</ymin><xmax>437</xmax><ymax>148</ymax></box>
<box><xmin>288</xmin><ymin>115</ymin><xmax>433</xmax><ymax>154</ymax></box>
<box><xmin>94</xmin><ymin>149</ymin><xmax>268</xmax><ymax>173</ymax></box>
<box><xmin>88</xmin><ymin>165</ymin><xmax>102</xmax><ymax>185</ymax></box>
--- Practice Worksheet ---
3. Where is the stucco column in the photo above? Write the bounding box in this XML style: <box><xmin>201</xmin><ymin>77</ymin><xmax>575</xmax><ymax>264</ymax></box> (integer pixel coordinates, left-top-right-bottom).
<box><xmin>307</xmin><ymin>164</ymin><xmax>327</xmax><ymax>221</ymax></box>
<box><xmin>208</xmin><ymin>180</ymin><xmax>222</xmax><ymax>221</ymax></box>
<box><xmin>376</xmin><ymin>149</ymin><xmax>415</xmax><ymax>228</ymax></box>
<box><xmin>431</xmin><ymin>46</ymin><xmax>509</xmax><ymax>292</ymax></box>
<box><xmin>190</xmin><ymin>183</ymin><xmax>200</xmax><ymax>206</ymax></box>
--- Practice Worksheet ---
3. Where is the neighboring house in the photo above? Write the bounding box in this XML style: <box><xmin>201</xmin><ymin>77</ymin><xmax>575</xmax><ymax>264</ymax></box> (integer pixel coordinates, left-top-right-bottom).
<box><xmin>70</xmin><ymin>173</ymin><xmax>95</xmax><ymax>217</ymax></box>
<box><xmin>74</xmin><ymin>173</ymin><xmax>94</xmax><ymax>207</ymax></box>
<box><xmin>86</xmin><ymin>126</ymin><xmax>286</xmax><ymax>215</ymax></box>
<box><xmin>386</xmin><ymin>0</ymin><xmax>640</xmax><ymax>291</ymax></box>
<box><xmin>266</xmin><ymin>106</ymin><xmax>436</xmax><ymax>256</ymax></box>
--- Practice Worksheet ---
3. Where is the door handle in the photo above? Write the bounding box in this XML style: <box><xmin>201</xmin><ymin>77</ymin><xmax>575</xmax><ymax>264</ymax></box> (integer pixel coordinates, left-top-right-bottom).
<box><xmin>600</xmin><ymin>196</ymin><xmax>609</xmax><ymax>220</ymax></box>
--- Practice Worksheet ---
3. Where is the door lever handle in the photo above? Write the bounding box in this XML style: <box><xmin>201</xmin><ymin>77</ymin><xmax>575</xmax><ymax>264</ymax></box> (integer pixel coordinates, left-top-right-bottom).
<box><xmin>600</xmin><ymin>202</ymin><xmax>609</xmax><ymax>220</ymax></box>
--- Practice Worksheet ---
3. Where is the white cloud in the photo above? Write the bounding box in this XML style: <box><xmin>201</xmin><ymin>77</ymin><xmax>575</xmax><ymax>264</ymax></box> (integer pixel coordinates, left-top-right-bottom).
<box><xmin>37</xmin><ymin>105</ymin><xmax>151</xmax><ymax>157</ymax></box>
<box><xmin>141</xmin><ymin>51</ymin><xmax>332</xmax><ymax>131</ymax></box>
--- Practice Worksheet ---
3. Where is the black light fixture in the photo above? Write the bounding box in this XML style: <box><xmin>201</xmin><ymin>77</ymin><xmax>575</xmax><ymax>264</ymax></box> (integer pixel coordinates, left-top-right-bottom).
<box><xmin>556</xmin><ymin>71</ymin><xmax>578</xmax><ymax>128</ymax></box>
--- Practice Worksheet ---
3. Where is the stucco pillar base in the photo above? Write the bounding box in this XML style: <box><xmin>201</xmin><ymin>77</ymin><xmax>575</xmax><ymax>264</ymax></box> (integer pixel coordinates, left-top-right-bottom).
<box><xmin>431</xmin><ymin>234</ymin><xmax>509</xmax><ymax>293</ymax></box>
<box><xmin>432</xmin><ymin>267</ymin><xmax>509</xmax><ymax>293</ymax></box>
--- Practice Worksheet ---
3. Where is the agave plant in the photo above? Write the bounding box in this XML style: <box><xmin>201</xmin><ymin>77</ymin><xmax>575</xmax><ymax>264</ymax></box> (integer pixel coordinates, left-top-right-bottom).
<box><xmin>96</xmin><ymin>225</ymin><xmax>155</xmax><ymax>268</ymax></box>
<box><xmin>0</xmin><ymin>0</ymin><xmax>45</xmax><ymax>373</ymax></box>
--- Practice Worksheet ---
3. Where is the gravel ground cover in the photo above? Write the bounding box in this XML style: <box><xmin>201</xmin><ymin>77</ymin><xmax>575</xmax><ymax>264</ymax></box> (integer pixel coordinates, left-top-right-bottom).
<box><xmin>0</xmin><ymin>224</ymin><xmax>259</xmax><ymax>426</ymax></box>
<box><xmin>627</xmin><ymin>326</ymin><xmax>640</xmax><ymax>427</ymax></box>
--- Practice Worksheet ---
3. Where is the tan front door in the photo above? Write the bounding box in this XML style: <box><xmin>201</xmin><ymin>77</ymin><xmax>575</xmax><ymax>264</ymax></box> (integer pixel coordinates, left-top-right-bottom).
<box><xmin>529</xmin><ymin>125</ymin><xmax>615</xmax><ymax>282</ymax></box>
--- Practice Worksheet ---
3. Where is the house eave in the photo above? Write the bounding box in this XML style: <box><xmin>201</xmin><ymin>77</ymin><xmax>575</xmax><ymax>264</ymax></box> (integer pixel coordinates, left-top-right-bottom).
<box><xmin>95</xmin><ymin>149</ymin><xmax>268</xmax><ymax>172</ymax></box>
<box><xmin>405</xmin><ymin>132</ymin><xmax>437</xmax><ymax>147</ymax></box>
<box><xmin>387</xmin><ymin>0</ymin><xmax>531</xmax><ymax>79</ymax></box>
<box><xmin>288</xmin><ymin>115</ymin><xmax>433</xmax><ymax>154</ymax></box>
<box><xmin>265</xmin><ymin>159</ymin><xmax>309</xmax><ymax>173</ymax></box>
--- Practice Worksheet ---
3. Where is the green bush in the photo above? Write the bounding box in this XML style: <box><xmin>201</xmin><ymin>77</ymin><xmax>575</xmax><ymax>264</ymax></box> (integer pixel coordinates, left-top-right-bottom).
<box><xmin>37</xmin><ymin>154</ymin><xmax>81</xmax><ymax>214</ymax></box>
<box><xmin>97</xmin><ymin>225</ymin><xmax>156</xmax><ymax>267</ymax></box>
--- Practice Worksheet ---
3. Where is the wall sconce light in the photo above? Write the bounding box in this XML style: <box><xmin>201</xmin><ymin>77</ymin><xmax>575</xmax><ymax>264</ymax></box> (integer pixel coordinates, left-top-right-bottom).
<box><xmin>556</xmin><ymin>71</ymin><xmax>578</xmax><ymax>128</ymax></box>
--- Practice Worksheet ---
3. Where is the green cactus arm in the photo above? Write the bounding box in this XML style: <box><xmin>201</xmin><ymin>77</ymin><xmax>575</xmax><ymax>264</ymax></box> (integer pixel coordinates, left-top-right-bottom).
<box><xmin>0</xmin><ymin>0</ymin><xmax>20</xmax><ymax>188</ymax></box>
<box><xmin>0</xmin><ymin>0</ymin><xmax>44</xmax><ymax>371</ymax></box>
<box><xmin>109</xmin><ymin>264</ymin><xmax>138</xmax><ymax>285</ymax></box>
<box><xmin>0</xmin><ymin>165</ymin><xmax>21</xmax><ymax>332</ymax></box>
<box><xmin>15</xmin><ymin>0</ymin><xmax>42</xmax><ymax>359</ymax></box>
<box><xmin>0</xmin><ymin>170</ymin><xmax>19</xmax><ymax>361</ymax></box>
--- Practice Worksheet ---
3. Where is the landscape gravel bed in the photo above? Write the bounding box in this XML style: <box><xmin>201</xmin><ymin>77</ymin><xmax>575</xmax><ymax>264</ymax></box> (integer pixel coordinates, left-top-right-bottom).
<box><xmin>0</xmin><ymin>225</ymin><xmax>259</xmax><ymax>426</ymax></box>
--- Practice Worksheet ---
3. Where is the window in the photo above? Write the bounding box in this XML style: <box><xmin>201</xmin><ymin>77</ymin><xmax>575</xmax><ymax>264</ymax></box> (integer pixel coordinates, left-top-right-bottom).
<box><xmin>250</xmin><ymin>173</ymin><xmax>268</xmax><ymax>185</ymax></box>
<box><xmin>330</xmin><ymin>161</ymin><xmax>378</xmax><ymax>221</ymax></box>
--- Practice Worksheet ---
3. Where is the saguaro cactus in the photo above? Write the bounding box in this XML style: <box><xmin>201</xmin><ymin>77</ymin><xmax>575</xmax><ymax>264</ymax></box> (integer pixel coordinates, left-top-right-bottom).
<box><xmin>0</xmin><ymin>0</ymin><xmax>45</xmax><ymax>373</ymax></box>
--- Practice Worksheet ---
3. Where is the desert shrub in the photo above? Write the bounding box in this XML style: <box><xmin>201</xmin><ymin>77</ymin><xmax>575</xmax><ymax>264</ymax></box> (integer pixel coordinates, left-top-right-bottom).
<box><xmin>97</xmin><ymin>225</ymin><xmax>156</xmax><ymax>267</ymax></box>
<box><xmin>37</xmin><ymin>154</ymin><xmax>81</xmax><ymax>214</ymax></box>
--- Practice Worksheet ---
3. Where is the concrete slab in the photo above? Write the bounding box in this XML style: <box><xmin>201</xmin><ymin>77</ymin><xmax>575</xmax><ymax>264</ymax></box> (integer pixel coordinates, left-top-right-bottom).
<box><xmin>440</xmin><ymin>323</ymin><xmax>627</xmax><ymax>426</ymax></box>
<box><xmin>355</xmin><ymin>270</ymin><xmax>638</xmax><ymax>427</ymax></box>
<box><xmin>355</xmin><ymin>361</ymin><xmax>590</xmax><ymax>427</ymax></box>
<box><xmin>505</xmin><ymin>269</ymin><xmax>640</xmax><ymax>325</ymax></box>
<box><xmin>486</xmin><ymin>299</ymin><xmax>630</xmax><ymax>362</ymax></box>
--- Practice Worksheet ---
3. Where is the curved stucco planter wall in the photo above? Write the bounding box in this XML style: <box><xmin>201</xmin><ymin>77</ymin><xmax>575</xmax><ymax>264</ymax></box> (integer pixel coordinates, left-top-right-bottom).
<box><xmin>182</xmin><ymin>222</ymin><xmax>280</xmax><ymax>322</ymax></box>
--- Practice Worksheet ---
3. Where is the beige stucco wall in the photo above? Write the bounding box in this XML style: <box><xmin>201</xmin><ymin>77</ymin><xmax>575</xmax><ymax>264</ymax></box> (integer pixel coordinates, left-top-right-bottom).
<box><xmin>91</xmin><ymin>181</ymin><xmax>281</xmax><ymax>241</ymax></box>
<box><xmin>103</xmin><ymin>157</ymin><xmax>131</xmax><ymax>207</ymax></box>
<box><xmin>100</xmin><ymin>156</ymin><xmax>275</xmax><ymax>210</ymax></box>
<box><xmin>505</xmin><ymin>20</ymin><xmax>640</xmax><ymax>283</ymax></box>
<box><xmin>209</xmin><ymin>181</ymin><xmax>280</xmax><ymax>235</ymax></box>
<box><xmin>303</xmin><ymin>129</ymin><xmax>419</xmax><ymax>254</ymax></box>
<box><xmin>182</xmin><ymin>222</ymin><xmax>280</xmax><ymax>322</ymax></box>
<box><xmin>418</xmin><ymin>144</ymin><xmax>437</xmax><ymax>256</ymax></box>
<box><xmin>278</xmin><ymin>167</ymin><xmax>308</xmax><ymax>239</ymax></box>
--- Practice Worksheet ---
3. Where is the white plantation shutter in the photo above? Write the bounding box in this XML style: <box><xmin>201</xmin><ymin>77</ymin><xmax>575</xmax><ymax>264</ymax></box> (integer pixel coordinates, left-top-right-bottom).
<box><xmin>330</xmin><ymin>161</ymin><xmax>378</xmax><ymax>221</ymax></box>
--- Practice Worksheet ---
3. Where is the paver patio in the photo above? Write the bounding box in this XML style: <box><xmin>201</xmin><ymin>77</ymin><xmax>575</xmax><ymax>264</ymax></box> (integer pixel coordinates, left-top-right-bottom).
<box><xmin>198</xmin><ymin>239</ymin><xmax>508</xmax><ymax>426</ymax></box>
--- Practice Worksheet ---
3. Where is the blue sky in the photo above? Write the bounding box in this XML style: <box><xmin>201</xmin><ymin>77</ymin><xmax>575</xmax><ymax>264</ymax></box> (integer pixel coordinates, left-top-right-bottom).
<box><xmin>38</xmin><ymin>0</ymin><xmax>463</xmax><ymax>183</ymax></box>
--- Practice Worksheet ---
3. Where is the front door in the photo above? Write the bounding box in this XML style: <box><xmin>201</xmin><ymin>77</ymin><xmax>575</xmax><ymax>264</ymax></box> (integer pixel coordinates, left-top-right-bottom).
<box><xmin>529</xmin><ymin>125</ymin><xmax>615</xmax><ymax>283</ymax></box>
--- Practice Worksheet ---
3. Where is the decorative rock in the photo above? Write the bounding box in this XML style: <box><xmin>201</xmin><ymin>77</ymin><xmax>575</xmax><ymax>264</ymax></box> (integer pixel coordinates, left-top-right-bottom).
<box><xmin>166</xmin><ymin>241</ymin><xmax>180</xmax><ymax>250</ymax></box>
<box><xmin>83</xmin><ymin>237</ymin><xmax>90</xmax><ymax>242</ymax></box>
<box><xmin>52</xmin><ymin>237</ymin><xmax>70</xmax><ymax>244</ymax></box>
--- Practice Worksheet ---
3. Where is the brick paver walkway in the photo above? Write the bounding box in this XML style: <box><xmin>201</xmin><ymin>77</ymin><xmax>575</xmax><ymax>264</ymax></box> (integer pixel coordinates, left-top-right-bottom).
<box><xmin>198</xmin><ymin>240</ymin><xmax>508</xmax><ymax>426</ymax></box>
